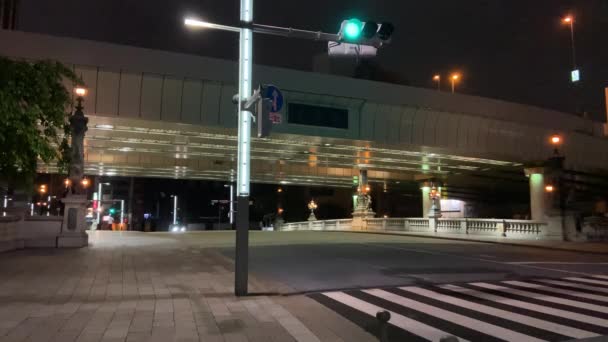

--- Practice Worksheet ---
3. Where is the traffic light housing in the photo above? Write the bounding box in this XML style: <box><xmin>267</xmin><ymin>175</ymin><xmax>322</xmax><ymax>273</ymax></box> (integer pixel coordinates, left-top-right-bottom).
<box><xmin>338</xmin><ymin>19</ymin><xmax>394</xmax><ymax>47</ymax></box>
<box><xmin>257</xmin><ymin>97</ymin><xmax>272</xmax><ymax>138</ymax></box>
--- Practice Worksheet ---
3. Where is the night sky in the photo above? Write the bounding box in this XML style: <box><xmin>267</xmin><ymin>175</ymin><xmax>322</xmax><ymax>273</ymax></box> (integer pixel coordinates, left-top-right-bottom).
<box><xmin>18</xmin><ymin>0</ymin><xmax>608</xmax><ymax>120</ymax></box>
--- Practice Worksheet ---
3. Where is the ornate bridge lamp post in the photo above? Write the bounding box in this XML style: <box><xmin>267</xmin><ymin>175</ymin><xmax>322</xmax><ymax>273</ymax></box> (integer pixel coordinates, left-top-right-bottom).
<box><xmin>59</xmin><ymin>86</ymin><xmax>90</xmax><ymax>247</ymax></box>
<box><xmin>307</xmin><ymin>200</ymin><xmax>318</xmax><ymax>221</ymax></box>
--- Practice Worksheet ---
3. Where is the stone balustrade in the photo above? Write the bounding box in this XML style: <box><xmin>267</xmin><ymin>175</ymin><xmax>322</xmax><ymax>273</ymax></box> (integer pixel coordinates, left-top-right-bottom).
<box><xmin>280</xmin><ymin>217</ymin><xmax>555</xmax><ymax>240</ymax></box>
<box><xmin>0</xmin><ymin>213</ymin><xmax>67</xmax><ymax>252</ymax></box>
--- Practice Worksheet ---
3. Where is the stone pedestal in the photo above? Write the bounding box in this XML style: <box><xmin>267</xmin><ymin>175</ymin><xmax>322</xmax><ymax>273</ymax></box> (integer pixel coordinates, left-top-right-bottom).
<box><xmin>352</xmin><ymin>194</ymin><xmax>375</xmax><ymax>230</ymax></box>
<box><xmin>59</xmin><ymin>195</ymin><xmax>89</xmax><ymax>248</ymax></box>
<box><xmin>307</xmin><ymin>211</ymin><xmax>317</xmax><ymax>221</ymax></box>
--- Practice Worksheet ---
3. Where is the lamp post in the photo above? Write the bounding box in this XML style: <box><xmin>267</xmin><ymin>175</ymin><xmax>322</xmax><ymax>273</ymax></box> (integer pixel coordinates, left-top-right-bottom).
<box><xmin>307</xmin><ymin>200</ymin><xmax>318</xmax><ymax>221</ymax></box>
<box><xmin>433</xmin><ymin>75</ymin><xmax>441</xmax><ymax>91</ymax></box>
<box><xmin>68</xmin><ymin>86</ymin><xmax>89</xmax><ymax>195</ymax></box>
<box><xmin>562</xmin><ymin>16</ymin><xmax>577</xmax><ymax>71</ymax></box>
<box><xmin>450</xmin><ymin>73</ymin><xmax>460</xmax><ymax>94</ymax></box>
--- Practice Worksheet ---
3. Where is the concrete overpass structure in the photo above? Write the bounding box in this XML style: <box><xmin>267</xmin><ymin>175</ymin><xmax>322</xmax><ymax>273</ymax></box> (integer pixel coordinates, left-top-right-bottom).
<box><xmin>2</xmin><ymin>29</ymin><xmax>608</xmax><ymax>229</ymax></box>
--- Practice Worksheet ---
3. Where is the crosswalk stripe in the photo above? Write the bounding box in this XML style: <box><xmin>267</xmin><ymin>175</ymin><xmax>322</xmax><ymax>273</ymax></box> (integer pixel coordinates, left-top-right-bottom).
<box><xmin>503</xmin><ymin>280</ymin><xmax>608</xmax><ymax>303</ymax></box>
<box><xmin>322</xmin><ymin>291</ymin><xmax>466</xmax><ymax>342</ymax></box>
<box><xmin>591</xmin><ymin>275</ymin><xmax>608</xmax><ymax>280</ymax></box>
<box><xmin>471</xmin><ymin>282</ymin><xmax>608</xmax><ymax>314</ymax></box>
<box><xmin>536</xmin><ymin>279</ymin><xmax>608</xmax><ymax>294</ymax></box>
<box><xmin>440</xmin><ymin>284</ymin><xmax>608</xmax><ymax>328</ymax></box>
<box><xmin>364</xmin><ymin>288</ymin><xmax>546</xmax><ymax>342</ymax></box>
<box><xmin>567</xmin><ymin>277</ymin><xmax>608</xmax><ymax>286</ymax></box>
<box><xmin>399</xmin><ymin>286</ymin><xmax>598</xmax><ymax>340</ymax></box>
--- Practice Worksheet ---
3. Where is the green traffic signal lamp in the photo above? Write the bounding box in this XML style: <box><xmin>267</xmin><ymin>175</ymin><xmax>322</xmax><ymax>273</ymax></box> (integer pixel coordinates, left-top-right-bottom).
<box><xmin>343</xmin><ymin>18</ymin><xmax>363</xmax><ymax>40</ymax></box>
<box><xmin>109</xmin><ymin>208</ymin><xmax>116</xmax><ymax>215</ymax></box>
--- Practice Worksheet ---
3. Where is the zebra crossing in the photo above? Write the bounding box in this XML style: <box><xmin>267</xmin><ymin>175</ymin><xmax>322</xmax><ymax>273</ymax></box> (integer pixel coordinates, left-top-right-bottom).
<box><xmin>309</xmin><ymin>274</ymin><xmax>608</xmax><ymax>341</ymax></box>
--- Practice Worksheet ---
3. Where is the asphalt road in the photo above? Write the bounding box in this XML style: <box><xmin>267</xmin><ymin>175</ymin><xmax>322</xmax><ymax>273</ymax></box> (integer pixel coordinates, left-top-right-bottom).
<box><xmin>210</xmin><ymin>231</ymin><xmax>608</xmax><ymax>293</ymax></box>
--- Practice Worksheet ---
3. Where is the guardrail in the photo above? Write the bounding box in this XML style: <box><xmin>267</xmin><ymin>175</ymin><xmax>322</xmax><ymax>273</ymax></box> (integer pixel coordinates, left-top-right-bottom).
<box><xmin>279</xmin><ymin>217</ymin><xmax>550</xmax><ymax>239</ymax></box>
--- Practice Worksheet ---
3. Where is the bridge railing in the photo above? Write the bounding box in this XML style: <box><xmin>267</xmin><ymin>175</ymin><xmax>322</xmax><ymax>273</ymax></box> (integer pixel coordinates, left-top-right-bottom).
<box><xmin>279</xmin><ymin>217</ymin><xmax>551</xmax><ymax>239</ymax></box>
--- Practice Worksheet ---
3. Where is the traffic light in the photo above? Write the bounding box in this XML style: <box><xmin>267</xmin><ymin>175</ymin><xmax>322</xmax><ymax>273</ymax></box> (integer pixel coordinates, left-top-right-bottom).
<box><xmin>338</xmin><ymin>19</ymin><xmax>394</xmax><ymax>47</ymax></box>
<box><xmin>109</xmin><ymin>208</ymin><xmax>116</xmax><ymax>215</ymax></box>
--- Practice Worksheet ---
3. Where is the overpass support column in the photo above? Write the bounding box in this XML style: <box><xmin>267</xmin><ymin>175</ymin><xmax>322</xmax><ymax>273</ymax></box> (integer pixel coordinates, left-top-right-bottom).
<box><xmin>524</xmin><ymin>166</ymin><xmax>573</xmax><ymax>240</ymax></box>
<box><xmin>524</xmin><ymin>168</ymin><xmax>546</xmax><ymax>221</ymax></box>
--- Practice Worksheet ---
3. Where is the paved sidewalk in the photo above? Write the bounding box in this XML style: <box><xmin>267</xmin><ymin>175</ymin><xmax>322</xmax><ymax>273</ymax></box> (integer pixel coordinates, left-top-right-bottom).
<box><xmin>344</xmin><ymin>230</ymin><xmax>608</xmax><ymax>254</ymax></box>
<box><xmin>0</xmin><ymin>231</ymin><xmax>375</xmax><ymax>342</ymax></box>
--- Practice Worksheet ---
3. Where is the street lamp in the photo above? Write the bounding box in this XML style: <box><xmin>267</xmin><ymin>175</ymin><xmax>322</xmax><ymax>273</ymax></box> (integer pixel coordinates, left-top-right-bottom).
<box><xmin>450</xmin><ymin>73</ymin><xmax>460</xmax><ymax>94</ymax></box>
<box><xmin>550</xmin><ymin>134</ymin><xmax>563</xmax><ymax>155</ymax></box>
<box><xmin>433</xmin><ymin>75</ymin><xmax>441</xmax><ymax>91</ymax></box>
<box><xmin>307</xmin><ymin>200</ymin><xmax>318</xmax><ymax>221</ymax></box>
<box><xmin>562</xmin><ymin>15</ymin><xmax>577</xmax><ymax>74</ymax></box>
<box><xmin>545</xmin><ymin>184</ymin><xmax>555</xmax><ymax>193</ymax></box>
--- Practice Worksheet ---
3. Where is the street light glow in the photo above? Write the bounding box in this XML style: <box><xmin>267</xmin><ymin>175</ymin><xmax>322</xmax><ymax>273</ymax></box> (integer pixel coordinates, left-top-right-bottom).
<box><xmin>184</xmin><ymin>18</ymin><xmax>240</xmax><ymax>32</ymax></box>
<box><xmin>433</xmin><ymin>75</ymin><xmax>440</xmax><ymax>81</ymax></box>
<box><xmin>563</xmin><ymin>16</ymin><xmax>573</xmax><ymax>24</ymax></box>
<box><xmin>74</xmin><ymin>87</ymin><xmax>87</xmax><ymax>97</ymax></box>
<box><xmin>452</xmin><ymin>74</ymin><xmax>460</xmax><ymax>80</ymax></box>
<box><xmin>550</xmin><ymin>135</ymin><xmax>562</xmax><ymax>145</ymax></box>
<box><xmin>545</xmin><ymin>185</ymin><xmax>555</xmax><ymax>192</ymax></box>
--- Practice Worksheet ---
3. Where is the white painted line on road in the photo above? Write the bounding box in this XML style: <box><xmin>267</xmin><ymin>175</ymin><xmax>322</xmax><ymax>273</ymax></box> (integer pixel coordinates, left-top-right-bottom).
<box><xmin>472</xmin><ymin>282</ymin><xmax>608</xmax><ymax>314</ymax></box>
<box><xmin>537</xmin><ymin>279</ymin><xmax>608</xmax><ymax>294</ymax></box>
<box><xmin>440</xmin><ymin>284</ymin><xmax>608</xmax><ymax>327</ymax></box>
<box><xmin>399</xmin><ymin>286</ymin><xmax>597</xmax><ymax>339</ymax></box>
<box><xmin>478</xmin><ymin>254</ymin><xmax>498</xmax><ymax>258</ymax></box>
<box><xmin>566</xmin><ymin>277</ymin><xmax>608</xmax><ymax>287</ymax></box>
<box><xmin>364</xmin><ymin>289</ymin><xmax>545</xmax><ymax>342</ymax></box>
<box><xmin>322</xmin><ymin>291</ymin><xmax>465</xmax><ymax>342</ymax></box>
<box><xmin>503</xmin><ymin>280</ymin><xmax>608</xmax><ymax>303</ymax></box>
<box><xmin>592</xmin><ymin>275</ymin><xmax>608</xmax><ymax>280</ymax></box>
<box><xmin>507</xmin><ymin>262</ymin><xmax>608</xmax><ymax>265</ymax></box>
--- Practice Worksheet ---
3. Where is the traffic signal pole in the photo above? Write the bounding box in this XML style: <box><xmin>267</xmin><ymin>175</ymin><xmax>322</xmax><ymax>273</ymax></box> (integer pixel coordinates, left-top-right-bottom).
<box><xmin>234</xmin><ymin>0</ymin><xmax>254</xmax><ymax>297</ymax></box>
<box><xmin>185</xmin><ymin>9</ymin><xmax>392</xmax><ymax>297</ymax></box>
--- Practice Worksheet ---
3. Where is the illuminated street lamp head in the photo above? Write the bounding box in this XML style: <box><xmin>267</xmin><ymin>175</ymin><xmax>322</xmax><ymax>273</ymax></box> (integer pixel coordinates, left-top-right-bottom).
<box><xmin>433</xmin><ymin>75</ymin><xmax>440</xmax><ymax>81</ymax></box>
<box><xmin>64</xmin><ymin>179</ymin><xmax>71</xmax><ymax>187</ymax></box>
<box><xmin>452</xmin><ymin>74</ymin><xmax>460</xmax><ymax>81</ymax></box>
<box><xmin>550</xmin><ymin>135</ymin><xmax>562</xmax><ymax>145</ymax></box>
<box><xmin>545</xmin><ymin>185</ymin><xmax>555</xmax><ymax>193</ymax></box>
<box><xmin>563</xmin><ymin>15</ymin><xmax>573</xmax><ymax>24</ymax></box>
<box><xmin>81</xmin><ymin>178</ymin><xmax>90</xmax><ymax>188</ymax></box>
<box><xmin>74</xmin><ymin>86</ymin><xmax>88</xmax><ymax>97</ymax></box>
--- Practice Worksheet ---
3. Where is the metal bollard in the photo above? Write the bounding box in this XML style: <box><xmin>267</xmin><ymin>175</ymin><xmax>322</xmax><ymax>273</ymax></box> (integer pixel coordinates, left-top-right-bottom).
<box><xmin>376</xmin><ymin>310</ymin><xmax>391</xmax><ymax>342</ymax></box>
<box><xmin>440</xmin><ymin>336</ymin><xmax>459</xmax><ymax>342</ymax></box>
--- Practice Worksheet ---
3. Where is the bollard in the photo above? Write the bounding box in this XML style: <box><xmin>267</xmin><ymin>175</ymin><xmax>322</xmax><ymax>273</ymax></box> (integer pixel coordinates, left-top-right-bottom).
<box><xmin>440</xmin><ymin>336</ymin><xmax>459</xmax><ymax>342</ymax></box>
<box><xmin>376</xmin><ymin>310</ymin><xmax>391</xmax><ymax>342</ymax></box>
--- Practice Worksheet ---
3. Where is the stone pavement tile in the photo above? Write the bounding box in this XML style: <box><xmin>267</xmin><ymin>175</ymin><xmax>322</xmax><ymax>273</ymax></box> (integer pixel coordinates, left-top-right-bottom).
<box><xmin>75</xmin><ymin>333</ymin><xmax>104</xmax><ymax>342</ymax></box>
<box><xmin>125</xmin><ymin>332</ymin><xmax>151</xmax><ymax>342</ymax></box>
<box><xmin>222</xmin><ymin>332</ymin><xmax>248</xmax><ymax>342</ymax></box>
<box><xmin>51</xmin><ymin>331</ymin><xmax>80</xmax><ymax>342</ymax></box>
<box><xmin>60</xmin><ymin>312</ymin><xmax>95</xmax><ymax>333</ymax></box>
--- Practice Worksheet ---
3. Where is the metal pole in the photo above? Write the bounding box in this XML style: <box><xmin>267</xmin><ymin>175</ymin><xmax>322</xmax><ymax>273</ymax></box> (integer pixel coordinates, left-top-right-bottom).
<box><xmin>235</xmin><ymin>0</ymin><xmax>253</xmax><ymax>297</ymax></box>
<box><xmin>128</xmin><ymin>177</ymin><xmax>134</xmax><ymax>230</ymax></box>
<box><xmin>120</xmin><ymin>199</ymin><xmax>124</xmax><ymax>226</ymax></box>
<box><xmin>569</xmin><ymin>21</ymin><xmax>576</xmax><ymax>69</ymax></box>
<box><xmin>438</xmin><ymin>77</ymin><xmax>441</xmax><ymax>91</ymax></box>
<box><xmin>97</xmin><ymin>183</ymin><xmax>102</xmax><ymax>224</ymax></box>
<box><xmin>229</xmin><ymin>184</ymin><xmax>235</xmax><ymax>225</ymax></box>
<box><xmin>451</xmin><ymin>79</ymin><xmax>455</xmax><ymax>94</ymax></box>
<box><xmin>173</xmin><ymin>195</ymin><xmax>177</xmax><ymax>225</ymax></box>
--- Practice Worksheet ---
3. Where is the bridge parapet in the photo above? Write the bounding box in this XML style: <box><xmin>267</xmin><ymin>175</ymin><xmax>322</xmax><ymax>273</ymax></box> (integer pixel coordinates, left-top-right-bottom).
<box><xmin>280</xmin><ymin>217</ymin><xmax>554</xmax><ymax>240</ymax></box>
